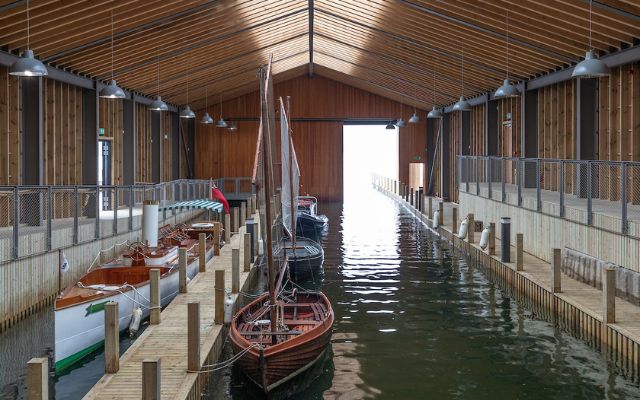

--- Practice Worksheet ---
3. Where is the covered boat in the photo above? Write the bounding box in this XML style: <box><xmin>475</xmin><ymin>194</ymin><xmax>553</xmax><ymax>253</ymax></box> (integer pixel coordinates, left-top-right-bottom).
<box><xmin>54</xmin><ymin>219</ymin><xmax>217</xmax><ymax>373</ymax></box>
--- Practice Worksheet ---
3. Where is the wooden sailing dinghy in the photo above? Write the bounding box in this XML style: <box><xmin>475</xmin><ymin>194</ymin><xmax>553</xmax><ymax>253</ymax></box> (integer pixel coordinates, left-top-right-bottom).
<box><xmin>54</xmin><ymin>214</ymin><xmax>218</xmax><ymax>373</ymax></box>
<box><xmin>231</xmin><ymin>58</ymin><xmax>333</xmax><ymax>393</ymax></box>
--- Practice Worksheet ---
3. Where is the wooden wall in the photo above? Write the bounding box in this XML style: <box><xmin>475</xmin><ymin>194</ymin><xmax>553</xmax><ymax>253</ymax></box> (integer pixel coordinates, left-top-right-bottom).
<box><xmin>194</xmin><ymin>74</ymin><xmax>428</xmax><ymax>201</ymax></box>
<box><xmin>469</xmin><ymin>103</ymin><xmax>486</xmax><ymax>156</ymax></box>
<box><xmin>98</xmin><ymin>98</ymin><xmax>122</xmax><ymax>185</ymax></box>
<box><xmin>162</xmin><ymin>112</ymin><xmax>174</xmax><ymax>182</ymax></box>
<box><xmin>135</xmin><ymin>103</ymin><xmax>153</xmax><ymax>184</ymax></box>
<box><xmin>0</xmin><ymin>66</ymin><xmax>20</xmax><ymax>185</ymax></box>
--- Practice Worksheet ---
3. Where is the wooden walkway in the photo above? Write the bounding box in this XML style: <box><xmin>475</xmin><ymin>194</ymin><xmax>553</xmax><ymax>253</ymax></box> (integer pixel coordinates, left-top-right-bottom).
<box><xmin>379</xmin><ymin>185</ymin><xmax>640</xmax><ymax>377</ymax></box>
<box><xmin>83</xmin><ymin>214</ymin><xmax>258</xmax><ymax>400</ymax></box>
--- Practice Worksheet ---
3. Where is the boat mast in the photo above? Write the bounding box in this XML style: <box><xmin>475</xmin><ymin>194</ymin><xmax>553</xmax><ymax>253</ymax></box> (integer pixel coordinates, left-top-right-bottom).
<box><xmin>259</xmin><ymin>61</ymin><xmax>278</xmax><ymax>340</ymax></box>
<box><xmin>286</xmin><ymin>96</ymin><xmax>296</xmax><ymax>249</ymax></box>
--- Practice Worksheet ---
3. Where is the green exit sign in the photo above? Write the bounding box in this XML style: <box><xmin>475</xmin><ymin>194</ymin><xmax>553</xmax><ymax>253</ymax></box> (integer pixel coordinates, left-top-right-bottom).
<box><xmin>413</xmin><ymin>155</ymin><xmax>422</xmax><ymax>161</ymax></box>
<box><xmin>99</xmin><ymin>127</ymin><xmax>105</xmax><ymax>136</ymax></box>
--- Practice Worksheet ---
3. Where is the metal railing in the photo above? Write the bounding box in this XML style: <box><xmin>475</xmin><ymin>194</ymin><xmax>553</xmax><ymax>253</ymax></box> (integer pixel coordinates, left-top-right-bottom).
<box><xmin>0</xmin><ymin>177</ymin><xmax>253</xmax><ymax>263</ymax></box>
<box><xmin>458</xmin><ymin>156</ymin><xmax>640</xmax><ymax>238</ymax></box>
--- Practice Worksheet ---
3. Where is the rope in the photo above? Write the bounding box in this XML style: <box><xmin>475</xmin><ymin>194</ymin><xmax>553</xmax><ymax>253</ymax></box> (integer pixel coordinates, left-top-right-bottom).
<box><xmin>189</xmin><ymin>343</ymin><xmax>260</xmax><ymax>373</ymax></box>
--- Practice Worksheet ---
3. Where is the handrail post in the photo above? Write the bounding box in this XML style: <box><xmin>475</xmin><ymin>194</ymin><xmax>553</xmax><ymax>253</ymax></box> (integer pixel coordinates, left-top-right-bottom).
<box><xmin>476</xmin><ymin>156</ymin><xmax>480</xmax><ymax>196</ymax></box>
<box><xmin>621</xmin><ymin>163</ymin><xmax>628</xmax><ymax>234</ymax></box>
<box><xmin>466</xmin><ymin>156</ymin><xmax>470</xmax><ymax>193</ymax></box>
<box><xmin>113</xmin><ymin>186</ymin><xmax>118</xmax><ymax>235</ymax></box>
<box><xmin>536</xmin><ymin>159</ymin><xmax>541</xmax><ymax>212</ymax></box>
<box><xmin>559</xmin><ymin>160</ymin><xmax>565</xmax><ymax>218</ymax></box>
<box><xmin>128</xmin><ymin>186</ymin><xmax>133</xmax><ymax>232</ymax></box>
<box><xmin>487</xmin><ymin>157</ymin><xmax>492</xmax><ymax>198</ymax></box>
<box><xmin>73</xmin><ymin>186</ymin><xmax>79</xmax><ymax>244</ymax></box>
<box><xmin>13</xmin><ymin>187</ymin><xmax>18</xmax><ymax>259</ymax></box>
<box><xmin>46</xmin><ymin>187</ymin><xmax>52</xmax><ymax>251</ymax></box>
<box><xmin>587</xmin><ymin>161</ymin><xmax>593</xmax><ymax>225</ymax></box>
<box><xmin>501</xmin><ymin>157</ymin><xmax>506</xmax><ymax>203</ymax></box>
<box><xmin>95</xmin><ymin>186</ymin><xmax>100</xmax><ymax>239</ymax></box>
<box><xmin>517</xmin><ymin>159</ymin><xmax>522</xmax><ymax>206</ymax></box>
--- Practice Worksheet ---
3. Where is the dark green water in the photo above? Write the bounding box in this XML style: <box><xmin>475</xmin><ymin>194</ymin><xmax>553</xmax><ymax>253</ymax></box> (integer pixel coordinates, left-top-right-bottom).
<box><xmin>207</xmin><ymin>190</ymin><xmax>640</xmax><ymax>399</ymax></box>
<box><xmin>2</xmin><ymin>189</ymin><xmax>640</xmax><ymax>399</ymax></box>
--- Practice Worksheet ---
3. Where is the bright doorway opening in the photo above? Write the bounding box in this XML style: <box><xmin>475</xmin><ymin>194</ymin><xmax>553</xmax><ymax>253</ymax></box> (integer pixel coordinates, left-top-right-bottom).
<box><xmin>343</xmin><ymin>124</ymin><xmax>398</xmax><ymax>204</ymax></box>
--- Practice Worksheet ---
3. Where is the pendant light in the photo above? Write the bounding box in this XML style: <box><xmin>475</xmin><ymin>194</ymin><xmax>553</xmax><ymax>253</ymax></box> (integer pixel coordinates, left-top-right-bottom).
<box><xmin>179</xmin><ymin>65</ymin><xmax>195</xmax><ymax>118</ymax></box>
<box><xmin>10</xmin><ymin>0</ymin><xmax>48</xmax><ymax>77</ymax></box>
<box><xmin>100</xmin><ymin>11</ymin><xmax>125</xmax><ymax>99</ymax></box>
<box><xmin>396</xmin><ymin>99</ymin><xmax>406</xmax><ymax>127</ymax></box>
<box><xmin>409</xmin><ymin>84</ymin><xmax>420</xmax><ymax>123</ymax></box>
<box><xmin>385</xmin><ymin>121</ymin><xmax>396</xmax><ymax>130</ymax></box>
<box><xmin>427</xmin><ymin>67</ymin><xmax>443</xmax><ymax>119</ymax></box>
<box><xmin>494</xmin><ymin>9</ymin><xmax>520</xmax><ymax>99</ymax></box>
<box><xmin>228</xmin><ymin>122</ymin><xmax>238</xmax><ymax>132</ymax></box>
<box><xmin>452</xmin><ymin>46</ymin><xmax>471</xmax><ymax>112</ymax></box>
<box><xmin>200</xmin><ymin>85</ymin><xmax>213</xmax><ymax>124</ymax></box>
<box><xmin>215</xmin><ymin>94</ymin><xmax>227</xmax><ymax>127</ymax></box>
<box><xmin>572</xmin><ymin>0</ymin><xmax>609</xmax><ymax>78</ymax></box>
<box><xmin>149</xmin><ymin>48</ymin><xmax>168</xmax><ymax>111</ymax></box>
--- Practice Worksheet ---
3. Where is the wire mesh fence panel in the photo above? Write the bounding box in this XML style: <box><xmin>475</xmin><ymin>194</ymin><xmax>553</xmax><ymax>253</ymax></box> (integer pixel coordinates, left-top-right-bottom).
<box><xmin>506</xmin><ymin>158</ymin><xmax>519</xmax><ymax>205</ymax></box>
<box><xmin>132</xmin><ymin>187</ymin><xmax>146</xmax><ymax>231</ymax></box>
<box><xmin>520</xmin><ymin>160</ymin><xmax>539</xmax><ymax>211</ymax></box>
<box><xmin>114</xmin><ymin>188</ymin><xmax>130</xmax><ymax>233</ymax></box>
<box><xmin>50</xmin><ymin>188</ymin><xmax>75</xmax><ymax>250</ymax></box>
<box><xmin>17</xmin><ymin>188</ymin><xmax>49</xmax><ymax>258</ymax></box>
<box><xmin>591</xmin><ymin>163</ymin><xmax>622</xmax><ymax>232</ymax></box>
<box><xmin>0</xmin><ymin>189</ymin><xmax>15</xmax><ymax>262</ymax></box>
<box><xmin>77</xmin><ymin>188</ymin><xmax>97</xmax><ymax>243</ymax></box>
<box><xmin>628</xmin><ymin>165</ymin><xmax>640</xmax><ymax>238</ymax></box>
<box><xmin>99</xmin><ymin>187</ymin><xmax>115</xmax><ymax>238</ymax></box>
<box><xmin>489</xmin><ymin>158</ymin><xmax>503</xmax><ymax>201</ymax></box>
<box><xmin>538</xmin><ymin>160</ymin><xmax>560</xmax><ymax>216</ymax></box>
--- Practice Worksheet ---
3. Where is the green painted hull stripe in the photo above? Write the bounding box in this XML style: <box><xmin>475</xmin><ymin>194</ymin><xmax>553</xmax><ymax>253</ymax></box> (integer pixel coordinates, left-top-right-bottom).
<box><xmin>55</xmin><ymin>340</ymin><xmax>105</xmax><ymax>375</ymax></box>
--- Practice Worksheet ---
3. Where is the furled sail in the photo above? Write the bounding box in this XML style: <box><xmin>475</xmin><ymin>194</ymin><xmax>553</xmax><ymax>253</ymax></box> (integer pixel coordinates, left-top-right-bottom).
<box><xmin>279</xmin><ymin>97</ymin><xmax>300</xmax><ymax>238</ymax></box>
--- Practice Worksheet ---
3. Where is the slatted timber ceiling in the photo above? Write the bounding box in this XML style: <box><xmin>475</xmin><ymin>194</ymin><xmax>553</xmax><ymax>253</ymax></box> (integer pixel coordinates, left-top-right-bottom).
<box><xmin>0</xmin><ymin>0</ymin><xmax>638</xmax><ymax>109</ymax></box>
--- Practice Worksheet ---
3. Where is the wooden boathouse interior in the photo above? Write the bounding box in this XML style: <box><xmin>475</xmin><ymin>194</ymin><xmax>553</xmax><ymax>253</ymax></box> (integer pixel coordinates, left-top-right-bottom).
<box><xmin>4</xmin><ymin>0</ymin><xmax>640</xmax><ymax>397</ymax></box>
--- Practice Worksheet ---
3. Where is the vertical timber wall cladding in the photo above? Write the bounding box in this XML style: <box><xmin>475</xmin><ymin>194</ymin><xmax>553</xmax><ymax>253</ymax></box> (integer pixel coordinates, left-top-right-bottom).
<box><xmin>0</xmin><ymin>66</ymin><xmax>20</xmax><ymax>186</ymax></box>
<box><xmin>194</xmin><ymin>75</ymin><xmax>428</xmax><ymax>201</ymax></box>
<box><xmin>98</xmin><ymin>98</ymin><xmax>122</xmax><ymax>185</ymax></box>
<box><xmin>162</xmin><ymin>112</ymin><xmax>173</xmax><ymax>182</ymax></box>
<box><xmin>136</xmin><ymin>103</ymin><xmax>153</xmax><ymax>184</ymax></box>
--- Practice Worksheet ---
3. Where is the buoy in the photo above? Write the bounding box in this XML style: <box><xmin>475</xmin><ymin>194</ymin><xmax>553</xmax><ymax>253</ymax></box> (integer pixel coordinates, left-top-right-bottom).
<box><xmin>457</xmin><ymin>218</ymin><xmax>469</xmax><ymax>239</ymax></box>
<box><xmin>433</xmin><ymin>210</ymin><xmax>440</xmax><ymax>228</ymax></box>
<box><xmin>224</xmin><ymin>294</ymin><xmax>234</xmax><ymax>324</ymax></box>
<box><xmin>129</xmin><ymin>307</ymin><xmax>143</xmax><ymax>337</ymax></box>
<box><xmin>479</xmin><ymin>227</ymin><xmax>490</xmax><ymax>249</ymax></box>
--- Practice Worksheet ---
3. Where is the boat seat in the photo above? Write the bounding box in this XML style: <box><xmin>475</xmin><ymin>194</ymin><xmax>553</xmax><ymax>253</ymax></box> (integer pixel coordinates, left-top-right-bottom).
<box><xmin>284</xmin><ymin>319</ymin><xmax>318</xmax><ymax>325</ymax></box>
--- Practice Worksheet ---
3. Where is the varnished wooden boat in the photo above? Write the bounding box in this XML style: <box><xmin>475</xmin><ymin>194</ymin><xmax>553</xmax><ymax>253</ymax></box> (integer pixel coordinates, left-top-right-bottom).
<box><xmin>229</xmin><ymin>290</ymin><xmax>334</xmax><ymax>393</ymax></box>
<box><xmin>54</xmin><ymin>222</ymin><xmax>217</xmax><ymax>373</ymax></box>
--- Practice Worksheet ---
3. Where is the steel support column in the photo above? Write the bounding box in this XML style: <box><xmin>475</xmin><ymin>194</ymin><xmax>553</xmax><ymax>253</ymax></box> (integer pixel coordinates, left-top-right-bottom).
<box><xmin>172</xmin><ymin>112</ymin><xmax>180</xmax><ymax>180</ymax></box>
<box><xmin>523</xmin><ymin>88</ymin><xmax>538</xmax><ymax>189</ymax></box>
<box><xmin>151</xmin><ymin>111</ymin><xmax>161</xmax><ymax>183</ymax></box>
<box><xmin>21</xmin><ymin>77</ymin><xmax>43</xmax><ymax>226</ymax></box>
<box><xmin>123</xmin><ymin>98</ymin><xmax>136</xmax><ymax>186</ymax></box>
<box><xmin>441</xmin><ymin>116</ymin><xmax>450</xmax><ymax>200</ymax></box>
<box><xmin>576</xmin><ymin>78</ymin><xmax>597</xmax><ymax>199</ymax></box>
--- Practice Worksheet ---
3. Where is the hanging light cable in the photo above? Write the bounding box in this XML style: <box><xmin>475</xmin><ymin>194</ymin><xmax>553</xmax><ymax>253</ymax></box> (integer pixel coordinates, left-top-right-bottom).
<box><xmin>572</xmin><ymin>0</ymin><xmax>609</xmax><ymax>78</ymax></box>
<box><xmin>100</xmin><ymin>10</ymin><xmax>125</xmax><ymax>99</ymax></box>
<box><xmin>201</xmin><ymin>85</ymin><xmax>213</xmax><ymax>124</ymax></box>
<box><xmin>409</xmin><ymin>83</ymin><xmax>420</xmax><ymax>123</ymax></box>
<box><xmin>453</xmin><ymin>45</ymin><xmax>471</xmax><ymax>112</ymax></box>
<box><xmin>396</xmin><ymin>97</ymin><xmax>406</xmax><ymax>127</ymax></box>
<box><xmin>180</xmin><ymin>65</ymin><xmax>195</xmax><ymax>118</ymax></box>
<box><xmin>149</xmin><ymin>47</ymin><xmax>168</xmax><ymax>111</ymax></box>
<box><xmin>215</xmin><ymin>94</ymin><xmax>227</xmax><ymax>127</ymax></box>
<box><xmin>10</xmin><ymin>0</ymin><xmax>48</xmax><ymax>77</ymax></box>
<box><xmin>428</xmin><ymin>65</ymin><xmax>443</xmax><ymax>119</ymax></box>
<box><xmin>494</xmin><ymin>8</ymin><xmax>520</xmax><ymax>98</ymax></box>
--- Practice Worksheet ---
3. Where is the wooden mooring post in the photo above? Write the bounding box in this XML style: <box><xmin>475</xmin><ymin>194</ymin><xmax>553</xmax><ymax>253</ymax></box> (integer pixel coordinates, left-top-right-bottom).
<box><xmin>224</xmin><ymin>213</ymin><xmax>231</xmax><ymax>242</ymax></box>
<box><xmin>233</xmin><ymin>207</ymin><xmax>239</xmax><ymax>233</ymax></box>
<box><xmin>232</xmin><ymin>248</ymin><xmax>240</xmax><ymax>293</ymax></box>
<box><xmin>438</xmin><ymin>201</ymin><xmax>443</xmax><ymax>226</ymax></box>
<box><xmin>552</xmin><ymin>248</ymin><xmax>561</xmax><ymax>293</ymax></box>
<box><xmin>142</xmin><ymin>358</ymin><xmax>161</xmax><ymax>400</ymax></box>
<box><xmin>243</xmin><ymin>233</ymin><xmax>251</xmax><ymax>272</ymax></box>
<box><xmin>213</xmin><ymin>222</ymin><xmax>221</xmax><ymax>255</ymax></box>
<box><xmin>467</xmin><ymin>213</ymin><xmax>475</xmax><ymax>244</ymax></box>
<box><xmin>516</xmin><ymin>233</ymin><xmax>524</xmax><ymax>271</ymax></box>
<box><xmin>215</xmin><ymin>270</ymin><xmax>225</xmax><ymax>324</ymax></box>
<box><xmin>452</xmin><ymin>207</ymin><xmax>458</xmax><ymax>233</ymax></box>
<box><xmin>27</xmin><ymin>358</ymin><xmax>48</xmax><ymax>400</ymax></box>
<box><xmin>240</xmin><ymin>202</ymin><xmax>246</xmax><ymax>227</ymax></box>
<box><xmin>105</xmin><ymin>301</ymin><xmax>119</xmax><ymax>373</ymax></box>
<box><xmin>150</xmin><ymin>269</ymin><xmax>160</xmax><ymax>325</ymax></box>
<box><xmin>603</xmin><ymin>267</ymin><xmax>616</xmax><ymax>323</ymax></box>
<box><xmin>428</xmin><ymin>197</ymin><xmax>433</xmax><ymax>219</ymax></box>
<box><xmin>179</xmin><ymin>247</ymin><xmax>187</xmax><ymax>294</ymax></box>
<box><xmin>198</xmin><ymin>233</ymin><xmax>206</xmax><ymax>273</ymax></box>
<box><xmin>187</xmin><ymin>302</ymin><xmax>200</xmax><ymax>372</ymax></box>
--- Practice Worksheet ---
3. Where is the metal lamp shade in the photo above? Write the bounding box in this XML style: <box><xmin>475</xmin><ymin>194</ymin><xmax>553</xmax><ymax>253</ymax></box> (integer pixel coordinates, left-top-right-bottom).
<box><xmin>215</xmin><ymin>118</ymin><xmax>228</xmax><ymax>128</ymax></box>
<box><xmin>228</xmin><ymin>122</ymin><xmax>238</xmax><ymax>132</ymax></box>
<box><xmin>385</xmin><ymin>121</ymin><xmax>396</xmax><ymax>130</ymax></box>
<box><xmin>494</xmin><ymin>79</ymin><xmax>520</xmax><ymax>99</ymax></box>
<box><xmin>180</xmin><ymin>105</ymin><xmax>195</xmax><ymax>119</ymax></box>
<box><xmin>149</xmin><ymin>95</ymin><xmax>168</xmax><ymax>111</ymax></box>
<box><xmin>9</xmin><ymin>49</ymin><xmax>48</xmax><ymax>77</ymax></box>
<box><xmin>408</xmin><ymin>112</ymin><xmax>420</xmax><ymax>124</ymax></box>
<box><xmin>396</xmin><ymin>118</ymin><xmax>406</xmax><ymax>128</ymax></box>
<box><xmin>99</xmin><ymin>80</ymin><xmax>126</xmax><ymax>99</ymax></box>
<box><xmin>427</xmin><ymin>106</ymin><xmax>443</xmax><ymax>119</ymax></box>
<box><xmin>452</xmin><ymin>96</ymin><xmax>471</xmax><ymax>112</ymax></box>
<box><xmin>572</xmin><ymin>50</ymin><xmax>610</xmax><ymax>79</ymax></box>
<box><xmin>200</xmin><ymin>112</ymin><xmax>214</xmax><ymax>124</ymax></box>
